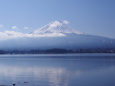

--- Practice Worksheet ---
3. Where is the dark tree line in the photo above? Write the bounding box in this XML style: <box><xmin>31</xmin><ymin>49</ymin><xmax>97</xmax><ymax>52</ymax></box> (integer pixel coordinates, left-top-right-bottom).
<box><xmin>0</xmin><ymin>48</ymin><xmax>115</xmax><ymax>54</ymax></box>
<box><xmin>0</xmin><ymin>50</ymin><xmax>5</xmax><ymax>54</ymax></box>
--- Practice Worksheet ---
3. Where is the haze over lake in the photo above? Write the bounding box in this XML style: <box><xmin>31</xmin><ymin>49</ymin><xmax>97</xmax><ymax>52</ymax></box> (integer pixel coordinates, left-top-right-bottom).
<box><xmin>0</xmin><ymin>54</ymin><xmax>115</xmax><ymax>86</ymax></box>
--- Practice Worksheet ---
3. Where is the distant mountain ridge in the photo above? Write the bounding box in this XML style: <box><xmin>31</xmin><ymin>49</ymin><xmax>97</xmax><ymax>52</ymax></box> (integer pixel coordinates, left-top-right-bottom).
<box><xmin>0</xmin><ymin>20</ymin><xmax>115</xmax><ymax>50</ymax></box>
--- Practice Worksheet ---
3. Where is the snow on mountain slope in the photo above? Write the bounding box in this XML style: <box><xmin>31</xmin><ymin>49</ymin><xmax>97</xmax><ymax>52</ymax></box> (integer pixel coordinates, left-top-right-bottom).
<box><xmin>31</xmin><ymin>20</ymin><xmax>83</xmax><ymax>37</ymax></box>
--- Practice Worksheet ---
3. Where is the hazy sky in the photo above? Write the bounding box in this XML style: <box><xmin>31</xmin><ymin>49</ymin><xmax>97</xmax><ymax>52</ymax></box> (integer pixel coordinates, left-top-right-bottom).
<box><xmin>0</xmin><ymin>0</ymin><xmax>115</xmax><ymax>38</ymax></box>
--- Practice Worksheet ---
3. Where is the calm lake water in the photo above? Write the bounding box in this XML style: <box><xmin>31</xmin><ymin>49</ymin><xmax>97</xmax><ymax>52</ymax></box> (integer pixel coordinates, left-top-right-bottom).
<box><xmin>0</xmin><ymin>54</ymin><xmax>115</xmax><ymax>86</ymax></box>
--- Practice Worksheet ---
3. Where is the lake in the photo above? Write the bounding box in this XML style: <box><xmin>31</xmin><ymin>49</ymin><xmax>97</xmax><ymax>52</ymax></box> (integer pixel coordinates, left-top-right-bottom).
<box><xmin>0</xmin><ymin>54</ymin><xmax>115</xmax><ymax>86</ymax></box>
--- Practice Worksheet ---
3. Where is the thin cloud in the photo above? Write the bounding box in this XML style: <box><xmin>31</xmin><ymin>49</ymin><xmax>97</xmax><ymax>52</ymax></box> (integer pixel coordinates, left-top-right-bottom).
<box><xmin>0</xmin><ymin>30</ymin><xmax>65</xmax><ymax>40</ymax></box>
<box><xmin>24</xmin><ymin>27</ymin><xmax>29</xmax><ymax>29</ymax></box>
<box><xmin>0</xmin><ymin>31</ymin><xmax>25</xmax><ymax>40</ymax></box>
<box><xmin>50</xmin><ymin>21</ymin><xmax>62</xmax><ymax>28</ymax></box>
<box><xmin>0</xmin><ymin>24</ymin><xmax>4</xmax><ymax>28</ymax></box>
<box><xmin>62</xmin><ymin>20</ymin><xmax>69</xmax><ymax>24</ymax></box>
<box><xmin>11</xmin><ymin>26</ymin><xmax>18</xmax><ymax>29</ymax></box>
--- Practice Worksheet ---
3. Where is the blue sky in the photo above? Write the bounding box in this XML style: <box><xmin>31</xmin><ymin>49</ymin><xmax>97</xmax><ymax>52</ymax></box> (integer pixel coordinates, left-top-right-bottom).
<box><xmin>0</xmin><ymin>0</ymin><xmax>115</xmax><ymax>38</ymax></box>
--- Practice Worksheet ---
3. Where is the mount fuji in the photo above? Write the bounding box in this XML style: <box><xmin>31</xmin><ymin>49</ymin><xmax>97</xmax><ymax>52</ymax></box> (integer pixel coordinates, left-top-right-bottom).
<box><xmin>31</xmin><ymin>20</ymin><xmax>83</xmax><ymax>37</ymax></box>
<box><xmin>0</xmin><ymin>20</ymin><xmax>115</xmax><ymax>50</ymax></box>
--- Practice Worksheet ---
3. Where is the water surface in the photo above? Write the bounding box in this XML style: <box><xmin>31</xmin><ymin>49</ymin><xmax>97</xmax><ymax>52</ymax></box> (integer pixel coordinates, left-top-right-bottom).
<box><xmin>0</xmin><ymin>54</ymin><xmax>115</xmax><ymax>86</ymax></box>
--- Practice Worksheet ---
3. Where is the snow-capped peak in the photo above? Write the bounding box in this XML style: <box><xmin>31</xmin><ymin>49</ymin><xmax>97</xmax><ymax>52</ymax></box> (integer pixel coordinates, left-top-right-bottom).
<box><xmin>32</xmin><ymin>20</ymin><xmax>83</xmax><ymax>37</ymax></box>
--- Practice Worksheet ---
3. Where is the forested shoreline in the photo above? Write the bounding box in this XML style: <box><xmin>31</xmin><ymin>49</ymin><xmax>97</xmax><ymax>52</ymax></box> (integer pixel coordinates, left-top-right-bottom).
<box><xmin>0</xmin><ymin>48</ymin><xmax>115</xmax><ymax>54</ymax></box>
